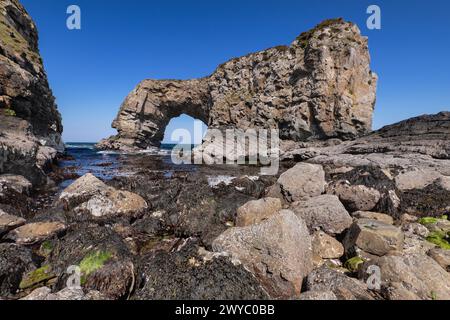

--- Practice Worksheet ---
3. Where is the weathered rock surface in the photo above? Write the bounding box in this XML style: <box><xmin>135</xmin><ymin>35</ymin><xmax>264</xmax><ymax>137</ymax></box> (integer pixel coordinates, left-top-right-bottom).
<box><xmin>98</xmin><ymin>18</ymin><xmax>377</xmax><ymax>150</ymax></box>
<box><xmin>291</xmin><ymin>195</ymin><xmax>352</xmax><ymax>235</ymax></box>
<box><xmin>0</xmin><ymin>0</ymin><xmax>63</xmax><ymax>185</ymax></box>
<box><xmin>0</xmin><ymin>208</ymin><xmax>25</xmax><ymax>235</ymax></box>
<box><xmin>328</xmin><ymin>180</ymin><xmax>381</xmax><ymax>212</ymax></box>
<box><xmin>362</xmin><ymin>253</ymin><xmax>450</xmax><ymax>300</ymax></box>
<box><xmin>212</xmin><ymin>210</ymin><xmax>313</xmax><ymax>299</ymax></box>
<box><xmin>0</xmin><ymin>243</ymin><xmax>35</xmax><ymax>297</ymax></box>
<box><xmin>306</xmin><ymin>267</ymin><xmax>374</xmax><ymax>300</ymax></box>
<box><xmin>134</xmin><ymin>240</ymin><xmax>269</xmax><ymax>300</ymax></box>
<box><xmin>21</xmin><ymin>287</ymin><xmax>108</xmax><ymax>300</ymax></box>
<box><xmin>298</xmin><ymin>290</ymin><xmax>338</xmax><ymax>301</ymax></box>
<box><xmin>427</xmin><ymin>248</ymin><xmax>450</xmax><ymax>271</ymax></box>
<box><xmin>312</xmin><ymin>231</ymin><xmax>344</xmax><ymax>259</ymax></box>
<box><xmin>276</xmin><ymin>163</ymin><xmax>326</xmax><ymax>202</ymax></box>
<box><xmin>352</xmin><ymin>211</ymin><xmax>394</xmax><ymax>225</ymax></box>
<box><xmin>6</xmin><ymin>221</ymin><xmax>66</xmax><ymax>245</ymax></box>
<box><xmin>343</xmin><ymin>219</ymin><xmax>404</xmax><ymax>257</ymax></box>
<box><xmin>235</xmin><ymin>197</ymin><xmax>282</xmax><ymax>227</ymax></box>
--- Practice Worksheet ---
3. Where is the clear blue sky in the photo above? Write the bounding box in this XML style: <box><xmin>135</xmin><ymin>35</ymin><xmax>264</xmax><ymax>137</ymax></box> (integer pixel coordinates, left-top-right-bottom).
<box><xmin>21</xmin><ymin>0</ymin><xmax>450</xmax><ymax>143</ymax></box>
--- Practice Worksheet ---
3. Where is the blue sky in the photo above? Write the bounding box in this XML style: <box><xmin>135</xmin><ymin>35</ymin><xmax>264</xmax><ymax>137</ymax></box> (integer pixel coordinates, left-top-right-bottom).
<box><xmin>21</xmin><ymin>0</ymin><xmax>450</xmax><ymax>143</ymax></box>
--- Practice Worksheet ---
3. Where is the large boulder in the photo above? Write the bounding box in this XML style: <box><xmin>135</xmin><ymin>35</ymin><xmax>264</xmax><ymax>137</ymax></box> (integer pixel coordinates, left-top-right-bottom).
<box><xmin>343</xmin><ymin>219</ymin><xmax>404</xmax><ymax>257</ymax></box>
<box><xmin>97</xmin><ymin>18</ymin><xmax>377</xmax><ymax>151</ymax></box>
<box><xmin>328</xmin><ymin>180</ymin><xmax>381</xmax><ymax>212</ymax></box>
<box><xmin>361</xmin><ymin>253</ymin><xmax>450</xmax><ymax>300</ymax></box>
<box><xmin>212</xmin><ymin>210</ymin><xmax>313</xmax><ymax>299</ymax></box>
<box><xmin>290</xmin><ymin>195</ymin><xmax>353</xmax><ymax>235</ymax></box>
<box><xmin>277</xmin><ymin>163</ymin><xmax>326</xmax><ymax>202</ymax></box>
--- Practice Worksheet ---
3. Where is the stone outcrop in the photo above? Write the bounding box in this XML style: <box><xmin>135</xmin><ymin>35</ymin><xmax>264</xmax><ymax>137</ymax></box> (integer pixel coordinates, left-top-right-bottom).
<box><xmin>0</xmin><ymin>0</ymin><xmax>63</xmax><ymax>185</ymax></box>
<box><xmin>98</xmin><ymin>18</ymin><xmax>377</xmax><ymax>150</ymax></box>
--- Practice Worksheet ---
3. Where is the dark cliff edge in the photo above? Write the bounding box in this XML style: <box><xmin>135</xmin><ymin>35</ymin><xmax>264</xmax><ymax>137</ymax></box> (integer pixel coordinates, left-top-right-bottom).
<box><xmin>0</xmin><ymin>0</ymin><xmax>63</xmax><ymax>186</ymax></box>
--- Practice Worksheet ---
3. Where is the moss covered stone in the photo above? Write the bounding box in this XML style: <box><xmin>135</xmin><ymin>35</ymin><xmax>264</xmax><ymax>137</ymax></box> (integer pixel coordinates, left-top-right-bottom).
<box><xmin>79</xmin><ymin>250</ymin><xmax>113</xmax><ymax>284</ymax></box>
<box><xmin>344</xmin><ymin>257</ymin><xmax>365</xmax><ymax>272</ymax></box>
<box><xmin>19</xmin><ymin>265</ymin><xmax>55</xmax><ymax>290</ymax></box>
<box><xmin>426</xmin><ymin>231</ymin><xmax>450</xmax><ymax>250</ymax></box>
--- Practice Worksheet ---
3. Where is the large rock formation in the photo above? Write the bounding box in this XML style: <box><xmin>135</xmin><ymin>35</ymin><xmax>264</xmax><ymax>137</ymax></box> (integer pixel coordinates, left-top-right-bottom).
<box><xmin>98</xmin><ymin>18</ymin><xmax>377</xmax><ymax>150</ymax></box>
<box><xmin>0</xmin><ymin>0</ymin><xmax>63</xmax><ymax>185</ymax></box>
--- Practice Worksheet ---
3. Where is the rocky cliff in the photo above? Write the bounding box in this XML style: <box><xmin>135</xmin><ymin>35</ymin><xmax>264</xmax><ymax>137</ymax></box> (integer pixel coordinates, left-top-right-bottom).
<box><xmin>98</xmin><ymin>18</ymin><xmax>377</xmax><ymax>151</ymax></box>
<box><xmin>0</xmin><ymin>0</ymin><xmax>63</xmax><ymax>185</ymax></box>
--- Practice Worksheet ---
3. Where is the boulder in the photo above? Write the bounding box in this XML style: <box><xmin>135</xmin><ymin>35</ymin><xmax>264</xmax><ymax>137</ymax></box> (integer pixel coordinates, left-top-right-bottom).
<box><xmin>277</xmin><ymin>163</ymin><xmax>326</xmax><ymax>202</ymax></box>
<box><xmin>312</xmin><ymin>231</ymin><xmax>344</xmax><ymax>259</ymax></box>
<box><xmin>0</xmin><ymin>243</ymin><xmax>35</xmax><ymax>297</ymax></box>
<box><xmin>133</xmin><ymin>240</ymin><xmax>269</xmax><ymax>300</ymax></box>
<box><xmin>6</xmin><ymin>221</ymin><xmax>66</xmax><ymax>245</ymax></box>
<box><xmin>291</xmin><ymin>195</ymin><xmax>352</xmax><ymax>235</ymax></box>
<box><xmin>329</xmin><ymin>181</ymin><xmax>381</xmax><ymax>212</ymax></box>
<box><xmin>364</xmin><ymin>253</ymin><xmax>450</xmax><ymax>300</ymax></box>
<box><xmin>75</xmin><ymin>189</ymin><xmax>148</xmax><ymax>218</ymax></box>
<box><xmin>58</xmin><ymin>173</ymin><xmax>110</xmax><ymax>210</ymax></box>
<box><xmin>0</xmin><ymin>209</ymin><xmax>26</xmax><ymax>236</ymax></box>
<box><xmin>0</xmin><ymin>174</ymin><xmax>32</xmax><ymax>195</ymax></box>
<box><xmin>343</xmin><ymin>219</ymin><xmax>404</xmax><ymax>257</ymax></box>
<box><xmin>235</xmin><ymin>197</ymin><xmax>282</xmax><ymax>227</ymax></box>
<box><xmin>306</xmin><ymin>267</ymin><xmax>374</xmax><ymax>300</ymax></box>
<box><xmin>212</xmin><ymin>210</ymin><xmax>313</xmax><ymax>299</ymax></box>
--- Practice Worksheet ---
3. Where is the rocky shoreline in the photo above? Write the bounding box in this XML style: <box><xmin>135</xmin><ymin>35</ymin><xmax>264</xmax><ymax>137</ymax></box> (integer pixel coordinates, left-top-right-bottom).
<box><xmin>0</xmin><ymin>0</ymin><xmax>449</xmax><ymax>301</ymax></box>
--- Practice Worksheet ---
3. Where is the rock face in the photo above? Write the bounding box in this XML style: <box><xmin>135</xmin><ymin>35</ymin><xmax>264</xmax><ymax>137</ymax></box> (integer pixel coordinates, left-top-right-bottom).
<box><xmin>212</xmin><ymin>210</ymin><xmax>313</xmax><ymax>299</ymax></box>
<box><xmin>0</xmin><ymin>0</ymin><xmax>63</xmax><ymax>185</ymax></box>
<box><xmin>98</xmin><ymin>18</ymin><xmax>377</xmax><ymax>150</ymax></box>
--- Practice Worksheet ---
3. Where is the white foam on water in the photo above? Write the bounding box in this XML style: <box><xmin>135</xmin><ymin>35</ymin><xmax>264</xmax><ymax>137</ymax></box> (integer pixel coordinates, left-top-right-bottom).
<box><xmin>207</xmin><ymin>175</ymin><xmax>236</xmax><ymax>188</ymax></box>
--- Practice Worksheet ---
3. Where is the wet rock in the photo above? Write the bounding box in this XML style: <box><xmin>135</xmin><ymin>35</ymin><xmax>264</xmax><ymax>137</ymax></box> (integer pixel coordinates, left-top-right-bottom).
<box><xmin>328</xmin><ymin>181</ymin><xmax>381</xmax><ymax>212</ymax></box>
<box><xmin>235</xmin><ymin>197</ymin><xmax>282</xmax><ymax>227</ymax></box>
<box><xmin>46</xmin><ymin>224</ymin><xmax>134</xmax><ymax>299</ymax></box>
<box><xmin>427</xmin><ymin>248</ymin><xmax>450</xmax><ymax>271</ymax></box>
<box><xmin>352</xmin><ymin>211</ymin><xmax>394</xmax><ymax>225</ymax></box>
<box><xmin>298</xmin><ymin>290</ymin><xmax>338</xmax><ymax>300</ymax></box>
<box><xmin>0</xmin><ymin>208</ymin><xmax>26</xmax><ymax>236</ymax></box>
<box><xmin>363</xmin><ymin>253</ymin><xmax>450</xmax><ymax>300</ymax></box>
<box><xmin>277</xmin><ymin>163</ymin><xmax>326</xmax><ymax>202</ymax></box>
<box><xmin>0</xmin><ymin>243</ymin><xmax>36</xmax><ymax>297</ymax></box>
<box><xmin>212</xmin><ymin>210</ymin><xmax>313</xmax><ymax>299</ymax></box>
<box><xmin>75</xmin><ymin>189</ymin><xmax>148</xmax><ymax>219</ymax></box>
<box><xmin>134</xmin><ymin>240</ymin><xmax>269</xmax><ymax>300</ymax></box>
<box><xmin>312</xmin><ymin>231</ymin><xmax>344</xmax><ymax>259</ymax></box>
<box><xmin>58</xmin><ymin>173</ymin><xmax>110</xmax><ymax>210</ymax></box>
<box><xmin>6</xmin><ymin>221</ymin><xmax>66</xmax><ymax>245</ymax></box>
<box><xmin>343</xmin><ymin>219</ymin><xmax>404</xmax><ymax>257</ymax></box>
<box><xmin>0</xmin><ymin>174</ymin><xmax>32</xmax><ymax>195</ymax></box>
<box><xmin>291</xmin><ymin>195</ymin><xmax>352</xmax><ymax>235</ymax></box>
<box><xmin>306</xmin><ymin>267</ymin><xmax>374</xmax><ymax>300</ymax></box>
<box><xmin>21</xmin><ymin>287</ymin><xmax>108</xmax><ymax>300</ymax></box>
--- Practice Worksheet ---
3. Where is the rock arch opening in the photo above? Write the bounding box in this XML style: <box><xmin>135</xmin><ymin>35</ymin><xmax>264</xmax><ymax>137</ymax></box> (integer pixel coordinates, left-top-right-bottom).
<box><xmin>162</xmin><ymin>114</ymin><xmax>208</xmax><ymax>146</ymax></box>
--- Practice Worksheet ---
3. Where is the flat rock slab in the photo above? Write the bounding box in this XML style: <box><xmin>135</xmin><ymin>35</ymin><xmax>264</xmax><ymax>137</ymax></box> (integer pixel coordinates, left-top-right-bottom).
<box><xmin>7</xmin><ymin>222</ymin><xmax>66</xmax><ymax>245</ymax></box>
<box><xmin>344</xmin><ymin>219</ymin><xmax>404</xmax><ymax>256</ymax></box>
<box><xmin>0</xmin><ymin>209</ymin><xmax>26</xmax><ymax>235</ymax></box>
<box><xmin>213</xmin><ymin>210</ymin><xmax>313</xmax><ymax>299</ymax></box>
<box><xmin>0</xmin><ymin>174</ymin><xmax>32</xmax><ymax>195</ymax></box>
<box><xmin>291</xmin><ymin>195</ymin><xmax>352</xmax><ymax>235</ymax></box>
